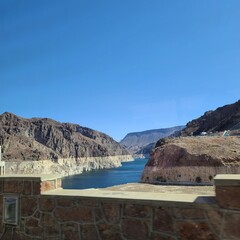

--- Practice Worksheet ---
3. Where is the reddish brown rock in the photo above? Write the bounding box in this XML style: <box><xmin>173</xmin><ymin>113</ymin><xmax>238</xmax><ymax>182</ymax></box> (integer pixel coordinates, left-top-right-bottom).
<box><xmin>124</xmin><ymin>204</ymin><xmax>151</xmax><ymax>218</ymax></box>
<box><xmin>98</xmin><ymin>223</ymin><xmax>122</xmax><ymax>240</ymax></box>
<box><xmin>216</xmin><ymin>186</ymin><xmax>240</xmax><ymax>209</ymax></box>
<box><xmin>4</xmin><ymin>180</ymin><xmax>23</xmax><ymax>193</ymax></box>
<box><xmin>122</xmin><ymin>218</ymin><xmax>150</xmax><ymax>240</ymax></box>
<box><xmin>222</xmin><ymin>212</ymin><xmax>240</xmax><ymax>239</ymax></box>
<box><xmin>54</xmin><ymin>207</ymin><xmax>93</xmax><ymax>223</ymax></box>
<box><xmin>21</xmin><ymin>197</ymin><xmax>38</xmax><ymax>217</ymax></box>
<box><xmin>153</xmin><ymin>208</ymin><xmax>174</xmax><ymax>233</ymax></box>
<box><xmin>176</xmin><ymin>221</ymin><xmax>216</xmax><ymax>240</ymax></box>
<box><xmin>181</xmin><ymin>208</ymin><xmax>205</xmax><ymax>219</ymax></box>
<box><xmin>81</xmin><ymin>224</ymin><xmax>99</xmax><ymax>240</ymax></box>
<box><xmin>39</xmin><ymin>198</ymin><xmax>55</xmax><ymax>212</ymax></box>
<box><xmin>102</xmin><ymin>203</ymin><xmax>121</xmax><ymax>223</ymax></box>
<box><xmin>206</xmin><ymin>209</ymin><xmax>223</xmax><ymax>235</ymax></box>
<box><xmin>61</xmin><ymin>222</ymin><xmax>79</xmax><ymax>240</ymax></box>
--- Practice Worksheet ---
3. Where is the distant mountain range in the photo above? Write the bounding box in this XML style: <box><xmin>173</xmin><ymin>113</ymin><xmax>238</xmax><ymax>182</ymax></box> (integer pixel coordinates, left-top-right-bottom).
<box><xmin>120</xmin><ymin>126</ymin><xmax>185</xmax><ymax>155</ymax></box>
<box><xmin>0</xmin><ymin>112</ymin><xmax>129</xmax><ymax>162</ymax></box>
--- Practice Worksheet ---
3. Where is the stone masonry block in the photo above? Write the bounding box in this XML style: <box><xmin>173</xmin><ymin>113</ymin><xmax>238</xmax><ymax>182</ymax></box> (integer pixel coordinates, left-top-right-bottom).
<box><xmin>222</xmin><ymin>212</ymin><xmax>240</xmax><ymax>240</ymax></box>
<box><xmin>124</xmin><ymin>204</ymin><xmax>151</xmax><ymax>218</ymax></box>
<box><xmin>176</xmin><ymin>221</ymin><xmax>216</xmax><ymax>240</ymax></box>
<box><xmin>216</xmin><ymin>186</ymin><xmax>240</xmax><ymax>209</ymax></box>
<box><xmin>122</xmin><ymin>218</ymin><xmax>150</xmax><ymax>240</ymax></box>
<box><xmin>153</xmin><ymin>207</ymin><xmax>174</xmax><ymax>233</ymax></box>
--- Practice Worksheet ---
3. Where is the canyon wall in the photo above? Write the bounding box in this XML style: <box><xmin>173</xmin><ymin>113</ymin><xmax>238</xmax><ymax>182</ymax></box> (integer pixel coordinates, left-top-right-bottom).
<box><xmin>5</xmin><ymin>155</ymin><xmax>134</xmax><ymax>176</ymax></box>
<box><xmin>141</xmin><ymin>136</ymin><xmax>240</xmax><ymax>185</ymax></box>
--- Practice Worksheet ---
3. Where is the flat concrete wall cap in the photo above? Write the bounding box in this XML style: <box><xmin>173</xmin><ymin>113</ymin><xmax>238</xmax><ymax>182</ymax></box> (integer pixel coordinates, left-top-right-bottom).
<box><xmin>0</xmin><ymin>174</ymin><xmax>62</xmax><ymax>181</ymax></box>
<box><xmin>214</xmin><ymin>174</ymin><xmax>240</xmax><ymax>186</ymax></box>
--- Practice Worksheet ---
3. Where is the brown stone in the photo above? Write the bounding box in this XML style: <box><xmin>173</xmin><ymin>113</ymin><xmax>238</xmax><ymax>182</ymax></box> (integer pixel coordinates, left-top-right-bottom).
<box><xmin>176</xmin><ymin>221</ymin><xmax>216</xmax><ymax>240</ymax></box>
<box><xmin>151</xmin><ymin>232</ymin><xmax>176</xmax><ymax>240</ymax></box>
<box><xmin>4</xmin><ymin>180</ymin><xmax>23</xmax><ymax>193</ymax></box>
<box><xmin>172</xmin><ymin>208</ymin><xmax>182</xmax><ymax>219</ymax></box>
<box><xmin>54</xmin><ymin>206</ymin><xmax>93</xmax><ymax>223</ymax></box>
<box><xmin>43</xmin><ymin>225</ymin><xmax>60</xmax><ymax>238</ymax></box>
<box><xmin>21</xmin><ymin>197</ymin><xmax>38</xmax><ymax>217</ymax></box>
<box><xmin>102</xmin><ymin>203</ymin><xmax>121</xmax><ymax>223</ymax></box>
<box><xmin>98</xmin><ymin>223</ymin><xmax>122</xmax><ymax>240</ymax></box>
<box><xmin>122</xmin><ymin>218</ymin><xmax>150</xmax><ymax>240</ymax></box>
<box><xmin>56</xmin><ymin>198</ymin><xmax>76</xmax><ymax>207</ymax></box>
<box><xmin>39</xmin><ymin>198</ymin><xmax>55</xmax><ymax>212</ymax></box>
<box><xmin>25</xmin><ymin>224</ymin><xmax>43</xmax><ymax>237</ymax></box>
<box><xmin>23</xmin><ymin>181</ymin><xmax>32</xmax><ymax>195</ymax></box>
<box><xmin>124</xmin><ymin>204</ymin><xmax>151</xmax><ymax>218</ymax></box>
<box><xmin>25</xmin><ymin>217</ymin><xmax>39</xmax><ymax>227</ymax></box>
<box><xmin>206</xmin><ymin>209</ymin><xmax>223</xmax><ymax>235</ymax></box>
<box><xmin>0</xmin><ymin>181</ymin><xmax>3</xmax><ymax>193</ymax></box>
<box><xmin>79</xmin><ymin>199</ymin><xmax>99</xmax><ymax>207</ymax></box>
<box><xmin>61</xmin><ymin>222</ymin><xmax>79</xmax><ymax>240</ymax></box>
<box><xmin>153</xmin><ymin>208</ymin><xmax>174</xmax><ymax>233</ymax></box>
<box><xmin>40</xmin><ymin>213</ymin><xmax>55</xmax><ymax>226</ymax></box>
<box><xmin>94</xmin><ymin>208</ymin><xmax>103</xmax><ymax>223</ymax></box>
<box><xmin>0</xmin><ymin>196</ymin><xmax>3</xmax><ymax>216</ymax></box>
<box><xmin>181</xmin><ymin>208</ymin><xmax>205</xmax><ymax>219</ymax></box>
<box><xmin>216</xmin><ymin>186</ymin><xmax>240</xmax><ymax>209</ymax></box>
<box><xmin>81</xmin><ymin>224</ymin><xmax>99</xmax><ymax>240</ymax></box>
<box><xmin>222</xmin><ymin>212</ymin><xmax>240</xmax><ymax>239</ymax></box>
<box><xmin>32</xmin><ymin>181</ymin><xmax>41</xmax><ymax>195</ymax></box>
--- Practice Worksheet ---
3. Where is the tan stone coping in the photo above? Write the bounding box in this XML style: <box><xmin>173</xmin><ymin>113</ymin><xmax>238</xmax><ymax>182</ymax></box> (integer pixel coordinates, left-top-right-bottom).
<box><xmin>214</xmin><ymin>174</ymin><xmax>240</xmax><ymax>186</ymax></box>
<box><xmin>42</xmin><ymin>188</ymin><xmax>215</xmax><ymax>205</ymax></box>
<box><xmin>0</xmin><ymin>174</ymin><xmax>62</xmax><ymax>181</ymax></box>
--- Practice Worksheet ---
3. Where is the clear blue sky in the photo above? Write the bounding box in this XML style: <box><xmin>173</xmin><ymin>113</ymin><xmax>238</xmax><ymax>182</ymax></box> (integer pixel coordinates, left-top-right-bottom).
<box><xmin>1</xmin><ymin>0</ymin><xmax>240</xmax><ymax>141</ymax></box>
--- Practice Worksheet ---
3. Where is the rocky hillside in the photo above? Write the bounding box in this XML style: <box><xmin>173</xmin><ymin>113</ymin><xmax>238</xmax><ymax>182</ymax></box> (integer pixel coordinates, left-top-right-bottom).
<box><xmin>181</xmin><ymin>100</ymin><xmax>240</xmax><ymax>136</ymax></box>
<box><xmin>120</xmin><ymin>126</ymin><xmax>184</xmax><ymax>154</ymax></box>
<box><xmin>141</xmin><ymin>136</ymin><xmax>240</xmax><ymax>185</ymax></box>
<box><xmin>0</xmin><ymin>112</ymin><xmax>129</xmax><ymax>162</ymax></box>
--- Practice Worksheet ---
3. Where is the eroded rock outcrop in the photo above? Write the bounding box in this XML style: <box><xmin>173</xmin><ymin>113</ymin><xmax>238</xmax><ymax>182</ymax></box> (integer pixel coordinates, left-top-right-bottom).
<box><xmin>181</xmin><ymin>100</ymin><xmax>240</xmax><ymax>136</ymax></box>
<box><xmin>141</xmin><ymin>136</ymin><xmax>240</xmax><ymax>184</ymax></box>
<box><xmin>0</xmin><ymin>112</ymin><xmax>133</xmax><ymax>175</ymax></box>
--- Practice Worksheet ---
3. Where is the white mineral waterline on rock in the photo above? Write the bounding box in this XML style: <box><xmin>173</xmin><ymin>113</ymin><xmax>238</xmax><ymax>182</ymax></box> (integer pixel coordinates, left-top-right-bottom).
<box><xmin>5</xmin><ymin>155</ymin><xmax>134</xmax><ymax>176</ymax></box>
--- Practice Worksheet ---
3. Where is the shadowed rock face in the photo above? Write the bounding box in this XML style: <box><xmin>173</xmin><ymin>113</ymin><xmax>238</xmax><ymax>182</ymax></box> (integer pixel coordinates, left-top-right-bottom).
<box><xmin>181</xmin><ymin>100</ymin><xmax>240</xmax><ymax>136</ymax></box>
<box><xmin>0</xmin><ymin>112</ymin><xmax>129</xmax><ymax>161</ymax></box>
<box><xmin>141</xmin><ymin>136</ymin><xmax>240</xmax><ymax>184</ymax></box>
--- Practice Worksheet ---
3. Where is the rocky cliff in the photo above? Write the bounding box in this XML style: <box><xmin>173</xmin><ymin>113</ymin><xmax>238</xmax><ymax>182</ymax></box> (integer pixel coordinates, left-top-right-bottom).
<box><xmin>141</xmin><ymin>136</ymin><xmax>240</xmax><ymax>184</ymax></box>
<box><xmin>181</xmin><ymin>100</ymin><xmax>240</xmax><ymax>136</ymax></box>
<box><xmin>120</xmin><ymin>126</ymin><xmax>184</xmax><ymax>155</ymax></box>
<box><xmin>0</xmin><ymin>112</ymin><xmax>132</xmax><ymax>174</ymax></box>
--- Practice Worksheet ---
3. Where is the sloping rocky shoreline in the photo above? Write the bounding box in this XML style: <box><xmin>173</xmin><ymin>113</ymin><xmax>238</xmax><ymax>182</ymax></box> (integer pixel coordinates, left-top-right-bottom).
<box><xmin>5</xmin><ymin>155</ymin><xmax>134</xmax><ymax>176</ymax></box>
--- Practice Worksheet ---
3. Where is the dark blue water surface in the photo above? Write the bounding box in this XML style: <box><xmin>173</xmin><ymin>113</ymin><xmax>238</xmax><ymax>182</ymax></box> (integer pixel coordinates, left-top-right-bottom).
<box><xmin>62</xmin><ymin>158</ymin><xmax>148</xmax><ymax>189</ymax></box>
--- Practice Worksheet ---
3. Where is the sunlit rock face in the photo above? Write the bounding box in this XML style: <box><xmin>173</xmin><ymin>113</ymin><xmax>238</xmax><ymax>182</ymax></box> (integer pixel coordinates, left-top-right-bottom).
<box><xmin>141</xmin><ymin>136</ymin><xmax>240</xmax><ymax>184</ymax></box>
<box><xmin>0</xmin><ymin>112</ymin><xmax>129</xmax><ymax>161</ymax></box>
<box><xmin>180</xmin><ymin>100</ymin><xmax>240</xmax><ymax>136</ymax></box>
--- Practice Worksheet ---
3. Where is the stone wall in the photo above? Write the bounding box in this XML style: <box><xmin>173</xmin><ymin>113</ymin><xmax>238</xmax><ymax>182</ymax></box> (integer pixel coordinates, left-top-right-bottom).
<box><xmin>0</xmin><ymin>174</ymin><xmax>239</xmax><ymax>239</ymax></box>
<box><xmin>5</xmin><ymin>155</ymin><xmax>134</xmax><ymax>176</ymax></box>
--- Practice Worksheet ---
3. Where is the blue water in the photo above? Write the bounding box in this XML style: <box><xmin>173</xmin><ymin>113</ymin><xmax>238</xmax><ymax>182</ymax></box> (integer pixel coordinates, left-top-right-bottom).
<box><xmin>62</xmin><ymin>158</ymin><xmax>148</xmax><ymax>189</ymax></box>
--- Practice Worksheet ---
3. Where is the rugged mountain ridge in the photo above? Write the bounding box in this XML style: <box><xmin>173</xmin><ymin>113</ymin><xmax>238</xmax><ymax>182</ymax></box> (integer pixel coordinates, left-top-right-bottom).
<box><xmin>141</xmin><ymin>100</ymin><xmax>240</xmax><ymax>185</ymax></box>
<box><xmin>0</xmin><ymin>112</ymin><xmax>129</xmax><ymax>162</ymax></box>
<box><xmin>120</xmin><ymin>126</ymin><xmax>184</xmax><ymax>154</ymax></box>
<box><xmin>181</xmin><ymin>100</ymin><xmax>240</xmax><ymax>136</ymax></box>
